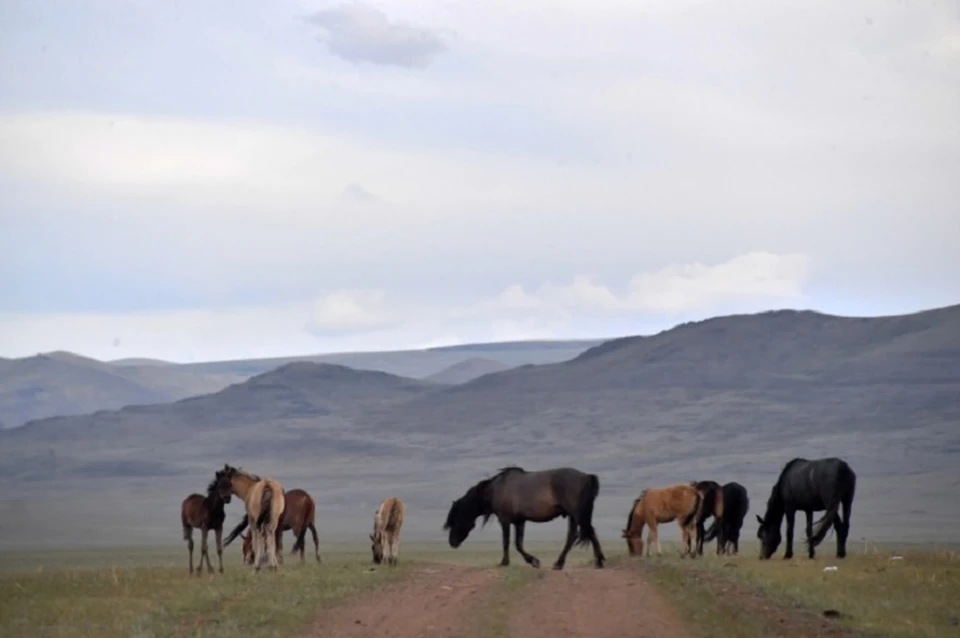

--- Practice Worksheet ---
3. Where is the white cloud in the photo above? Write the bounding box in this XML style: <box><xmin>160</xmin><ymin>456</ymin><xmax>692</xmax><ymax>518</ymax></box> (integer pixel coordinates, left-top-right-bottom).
<box><xmin>0</xmin><ymin>252</ymin><xmax>814</xmax><ymax>361</ymax></box>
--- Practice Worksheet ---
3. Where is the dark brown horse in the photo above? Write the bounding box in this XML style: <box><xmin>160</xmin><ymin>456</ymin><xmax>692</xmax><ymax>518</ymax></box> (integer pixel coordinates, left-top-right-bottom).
<box><xmin>692</xmin><ymin>480</ymin><xmax>723</xmax><ymax>556</ymax></box>
<box><xmin>444</xmin><ymin>466</ymin><xmax>605</xmax><ymax>570</ymax></box>
<box><xmin>703</xmin><ymin>482</ymin><xmax>749</xmax><ymax>555</ymax></box>
<box><xmin>225</xmin><ymin>488</ymin><xmax>321</xmax><ymax>564</ymax></box>
<box><xmin>180</xmin><ymin>470</ymin><xmax>232</xmax><ymax>575</ymax></box>
<box><xmin>757</xmin><ymin>457</ymin><xmax>856</xmax><ymax>560</ymax></box>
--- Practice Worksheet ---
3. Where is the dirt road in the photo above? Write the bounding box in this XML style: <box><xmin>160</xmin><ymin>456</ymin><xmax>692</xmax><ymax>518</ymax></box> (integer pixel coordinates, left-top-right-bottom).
<box><xmin>302</xmin><ymin>562</ymin><xmax>691</xmax><ymax>638</ymax></box>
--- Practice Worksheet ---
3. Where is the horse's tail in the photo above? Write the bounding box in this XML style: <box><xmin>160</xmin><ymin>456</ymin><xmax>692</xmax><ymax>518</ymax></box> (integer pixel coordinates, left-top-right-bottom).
<box><xmin>703</xmin><ymin>519</ymin><xmax>720</xmax><ymax>543</ymax></box>
<box><xmin>575</xmin><ymin>473</ymin><xmax>601</xmax><ymax>546</ymax></box>
<box><xmin>223</xmin><ymin>515</ymin><xmax>249</xmax><ymax>547</ymax></box>
<box><xmin>808</xmin><ymin>500</ymin><xmax>842</xmax><ymax>549</ymax></box>
<box><xmin>681</xmin><ymin>490</ymin><xmax>702</xmax><ymax>529</ymax></box>
<box><xmin>291</xmin><ymin>498</ymin><xmax>314</xmax><ymax>555</ymax></box>
<box><xmin>256</xmin><ymin>485</ymin><xmax>274</xmax><ymax>530</ymax></box>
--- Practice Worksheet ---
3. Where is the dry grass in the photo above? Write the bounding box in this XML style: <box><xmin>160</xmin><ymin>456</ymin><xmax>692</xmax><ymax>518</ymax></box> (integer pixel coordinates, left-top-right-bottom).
<box><xmin>637</xmin><ymin>540</ymin><xmax>960</xmax><ymax>638</ymax></box>
<box><xmin>0</xmin><ymin>542</ymin><xmax>555</xmax><ymax>638</ymax></box>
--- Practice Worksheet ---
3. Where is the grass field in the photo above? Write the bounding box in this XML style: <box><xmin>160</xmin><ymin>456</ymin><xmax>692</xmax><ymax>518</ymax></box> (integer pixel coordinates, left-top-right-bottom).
<box><xmin>639</xmin><ymin>541</ymin><xmax>960</xmax><ymax>638</ymax></box>
<box><xmin>1</xmin><ymin>540</ymin><xmax>957</xmax><ymax>637</ymax></box>
<box><xmin>0</xmin><ymin>541</ymin><xmax>550</xmax><ymax>638</ymax></box>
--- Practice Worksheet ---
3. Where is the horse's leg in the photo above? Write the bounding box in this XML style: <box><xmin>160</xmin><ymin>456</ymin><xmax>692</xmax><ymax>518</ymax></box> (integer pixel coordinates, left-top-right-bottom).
<box><xmin>588</xmin><ymin>525</ymin><xmax>605</xmax><ymax>569</ymax></box>
<box><xmin>390</xmin><ymin>533</ymin><xmax>400</xmax><ymax>566</ymax></box>
<box><xmin>805</xmin><ymin>510</ymin><xmax>816</xmax><ymax>559</ymax></box>
<box><xmin>200</xmin><ymin>527</ymin><xmax>213</xmax><ymax>574</ymax></box>
<box><xmin>215</xmin><ymin>526</ymin><xmax>224</xmax><ymax>574</ymax></box>
<box><xmin>268</xmin><ymin>523</ymin><xmax>279</xmax><ymax>571</ymax></box>
<box><xmin>185</xmin><ymin>527</ymin><xmax>195</xmax><ymax>575</ymax></box>
<box><xmin>514</xmin><ymin>521</ymin><xmax>541</xmax><ymax>569</ymax></box>
<box><xmin>783</xmin><ymin>509</ymin><xmax>796</xmax><ymax>559</ymax></box>
<box><xmin>275</xmin><ymin>528</ymin><xmax>283</xmax><ymax>566</ymax></box>
<box><xmin>837</xmin><ymin>497</ymin><xmax>852</xmax><ymax>559</ymax></box>
<box><xmin>551</xmin><ymin>519</ymin><xmax>577</xmax><ymax>571</ymax></box>
<box><xmin>498</xmin><ymin>520</ymin><xmax>511</xmax><ymax>566</ymax></box>
<box><xmin>678</xmin><ymin>520</ymin><xmax>691</xmax><ymax>557</ymax></box>
<box><xmin>651</xmin><ymin>522</ymin><xmax>661</xmax><ymax>556</ymax></box>
<box><xmin>309</xmin><ymin>523</ymin><xmax>321</xmax><ymax>563</ymax></box>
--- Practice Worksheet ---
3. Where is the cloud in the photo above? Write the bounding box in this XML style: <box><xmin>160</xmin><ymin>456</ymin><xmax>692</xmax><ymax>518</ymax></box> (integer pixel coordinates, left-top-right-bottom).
<box><xmin>304</xmin><ymin>3</ymin><xmax>450</xmax><ymax>69</ymax></box>
<box><xmin>461</xmin><ymin>252</ymin><xmax>813</xmax><ymax>321</ymax></box>
<box><xmin>0</xmin><ymin>252</ymin><xmax>815</xmax><ymax>361</ymax></box>
<box><xmin>307</xmin><ymin>289</ymin><xmax>397</xmax><ymax>334</ymax></box>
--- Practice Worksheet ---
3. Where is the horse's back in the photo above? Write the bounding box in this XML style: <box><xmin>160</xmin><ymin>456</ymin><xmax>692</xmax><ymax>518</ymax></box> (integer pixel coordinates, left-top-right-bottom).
<box><xmin>639</xmin><ymin>483</ymin><xmax>698</xmax><ymax>522</ymax></box>
<box><xmin>722</xmin><ymin>482</ymin><xmax>750</xmax><ymax>520</ymax></box>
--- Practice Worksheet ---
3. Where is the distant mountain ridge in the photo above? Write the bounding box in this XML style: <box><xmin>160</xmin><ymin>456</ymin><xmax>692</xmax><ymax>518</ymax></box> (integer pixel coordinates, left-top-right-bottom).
<box><xmin>0</xmin><ymin>338</ymin><xmax>602</xmax><ymax>428</ymax></box>
<box><xmin>1</xmin><ymin>303</ymin><xmax>958</xmax><ymax>547</ymax></box>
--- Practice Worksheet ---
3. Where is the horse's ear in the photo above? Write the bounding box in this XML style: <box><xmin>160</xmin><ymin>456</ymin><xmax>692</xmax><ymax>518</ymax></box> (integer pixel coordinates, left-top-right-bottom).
<box><xmin>369</xmin><ymin>533</ymin><xmax>375</xmax><ymax>541</ymax></box>
<box><xmin>755</xmin><ymin>515</ymin><xmax>764</xmax><ymax>525</ymax></box>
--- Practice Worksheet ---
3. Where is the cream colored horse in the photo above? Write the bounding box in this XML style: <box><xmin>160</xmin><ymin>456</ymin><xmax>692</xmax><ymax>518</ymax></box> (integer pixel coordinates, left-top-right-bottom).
<box><xmin>221</xmin><ymin>464</ymin><xmax>285</xmax><ymax>571</ymax></box>
<box><xmin>370</xmin><ymin>496</ymin><xmax>404</xmax><ymax>566</ymax></box>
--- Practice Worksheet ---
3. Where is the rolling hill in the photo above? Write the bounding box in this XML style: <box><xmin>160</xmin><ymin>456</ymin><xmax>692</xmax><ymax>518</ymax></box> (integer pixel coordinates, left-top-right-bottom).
<box><xmin>424</xmin><ymin>356</ymin><xmax>513</xmax><ymax>384</ymax></box>
<box><xmin>0</xmin><ymin>304</ymin><xmax>957</xmax><ymax>548</ymax></box>
<box><xmin>0</xmin><ymin>339</ymin><xmax>601</xmax><ymax>428</ymax></box>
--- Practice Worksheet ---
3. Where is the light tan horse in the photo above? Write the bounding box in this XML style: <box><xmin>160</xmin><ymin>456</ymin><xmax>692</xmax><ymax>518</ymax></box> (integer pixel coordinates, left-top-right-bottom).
<box><xmin>220</xmin><ymin>464</ymin><xmax>285</xmax><ymax>571</ymax></box>
<box><xmin>370</xmin><ymin>496</ymin><xmax>404</xmax><ymax>566</ymax></box>
<box><xmin>621</xmin><ymin>483</ymin><xmax>702</xmax><ymax>557</ymax></box>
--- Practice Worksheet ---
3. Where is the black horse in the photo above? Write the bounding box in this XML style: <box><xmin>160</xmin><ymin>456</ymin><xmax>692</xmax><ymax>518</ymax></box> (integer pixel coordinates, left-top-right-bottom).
<box><xmin>756</xmin><ymin>457</ymin><xmax>856</xmax><ymax>560</ymax></box>
<box><xmin>443</xmin><ymin>466</ymin><xmax>606</xmax><ymax>570</ymax></box>
<box><xmin>692</xmin><ymin>480</ymin><xmax>722</xmax><ymax>556</ymax></box>
<box><xmin>703</xmin><ymin>482</ymin><xmax>749</xmax><ymax>555</ymax></box>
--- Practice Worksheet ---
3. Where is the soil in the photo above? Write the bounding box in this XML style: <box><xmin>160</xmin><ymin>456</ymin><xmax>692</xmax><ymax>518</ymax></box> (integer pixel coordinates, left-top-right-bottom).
<box><xmin>301</xmin><ymin>564</ymin><xmax>497</xmax><ymax>638</ymax></box>
<box><xmin>506</xmin><ymin>563</ymin><xmax>692</xmax><ymax>638</ymax></box>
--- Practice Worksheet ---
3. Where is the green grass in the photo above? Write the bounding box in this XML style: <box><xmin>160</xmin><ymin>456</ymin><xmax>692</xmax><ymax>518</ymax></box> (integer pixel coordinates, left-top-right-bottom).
<box><xmin>0</xmin><ymin>541</ymin><xmax>562</xmax><ymax>638</ymax></box>
<box><xmin>635</xmin><ymin>541</ymin><xmax>960</xmax><ymax>638</ymax></box>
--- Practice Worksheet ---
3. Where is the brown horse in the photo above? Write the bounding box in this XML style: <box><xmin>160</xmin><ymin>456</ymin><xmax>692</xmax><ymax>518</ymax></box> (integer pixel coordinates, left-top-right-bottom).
<box><xmin>444</xmin><ymin>466</ymin><xmax>606</xmax><ymax>570</ymax></box>
<box><xmin>622</xmin><ymin>483</ymin><xmax>702</xmax><ymax>557</ymax></box>
<box><xmin>180</xmin><ymin>470</ymin><xmax>232</xmax><ymax>575</ymax></box>
<box><xmin>692</xmin><ymin>480</ymin><xmax>723</xmax><ymax>556</ymax></box>
<box><xmin>371</xmin><ymin>496</ymin><xmax>405</xmax><ymax>566</ymax></box>
<box><xmin>219</xmin><ymin>464</ymin><xmax>285</xmax><ymax>571</ymax></box>
<box><xmin>226</xmin><ymin>488</ymin><xmax>321</xmax><ymax>565</ymax></box>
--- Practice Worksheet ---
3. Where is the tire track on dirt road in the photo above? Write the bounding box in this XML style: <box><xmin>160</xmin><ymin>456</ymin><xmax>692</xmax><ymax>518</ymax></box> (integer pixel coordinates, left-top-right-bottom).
<box><xmin>301</xmin><ymin>563</ymin><xmax>498</xmax><ymax>638</ymax></box>
<box><xmin>505</xmin><ymin>564</ymin><xmax>692</xmax><ymax>638</ymax></box>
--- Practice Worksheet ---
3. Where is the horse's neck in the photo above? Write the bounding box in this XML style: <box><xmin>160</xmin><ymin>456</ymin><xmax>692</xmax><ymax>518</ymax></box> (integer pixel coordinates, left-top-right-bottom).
<box><xmin>231</xmin><ymin>475</ymin><xmax>256</xmax><ymax>500</ymax></box>
<box><xmin>764</xmin><ymin>491</ymin><xmax>786</xmax><ymax>524</ymax></box>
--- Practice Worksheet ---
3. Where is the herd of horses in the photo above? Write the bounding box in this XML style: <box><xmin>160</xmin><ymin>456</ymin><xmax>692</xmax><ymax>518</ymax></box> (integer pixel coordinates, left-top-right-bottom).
<box><xmin>180</xmin><ymin>456</ymin><xmax>857</xmax><ymax>575</ymax></box>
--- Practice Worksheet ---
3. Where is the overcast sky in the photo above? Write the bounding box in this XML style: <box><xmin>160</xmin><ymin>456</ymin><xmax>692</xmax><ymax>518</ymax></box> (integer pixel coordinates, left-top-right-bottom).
<box><xmin>1</xmin><ymin>0</ymin><xmax>957</xmax><ymax>362</ymax></box>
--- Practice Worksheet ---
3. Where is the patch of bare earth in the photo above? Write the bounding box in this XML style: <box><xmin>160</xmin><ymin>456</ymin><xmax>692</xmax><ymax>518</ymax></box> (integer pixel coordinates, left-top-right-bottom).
<box><xmin>507</xmin><ymin>564</ymin><xmax>692</xmax><ymax>638</ymax></box>
<box><xmin>301</xmin><ymin>563</ymin><xmax>497</xmax><ymax>638</ymax></box>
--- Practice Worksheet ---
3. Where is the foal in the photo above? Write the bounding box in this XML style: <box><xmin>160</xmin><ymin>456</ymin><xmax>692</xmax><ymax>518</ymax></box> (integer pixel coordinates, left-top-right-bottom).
<box><xmin>180</xmin><ymin>470</ymin><xmax>232</xmax><ymax>575</ymax></box>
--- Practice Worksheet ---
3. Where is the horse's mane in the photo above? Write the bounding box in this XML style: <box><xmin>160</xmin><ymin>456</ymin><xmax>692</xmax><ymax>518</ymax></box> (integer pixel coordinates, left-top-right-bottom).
<box><xmin>776</xmin><ymin>457</ymin><xmax>807</xmax><ymax>481</ymax></box>
<box><xmin>225</xmin><ymin>464</ymin><xmax>261</xmax><ymax>482</ymax></box>
<box><xmin>766</xmin><ymin>458</ymin><xmax>807</xmax><ymax>513</ymax></box>
<box><xmin>494</xmin><ymin>465</ymin><xmax>525</xmax><ymax>478</ymax></box>
<box><xmin>623</xmin><ymin>490</ymin><xmax>647</xmax><ymax>533</ymax></box>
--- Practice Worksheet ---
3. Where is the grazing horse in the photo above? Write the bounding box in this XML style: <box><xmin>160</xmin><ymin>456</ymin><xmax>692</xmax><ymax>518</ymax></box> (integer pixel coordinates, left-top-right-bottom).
<box><xmin>756</xmin><ymin>457</ymin><xmax>856</xmax><ymax>560</ymax></box>
<box><xmin>219</xmin><ymin>464</ymin><xmax>285</xmax><ymax>571</ymax></box>
<box><xmin>691</xmin><ymin>480</ymin><xmax>723</xmax><ymax>556</ymax></box>
<box><xmin>225</xmin><ymin>488</ymin><xmax>321</xmax><ymax>565</ymax></box>
<box><xmin>444</xmin><ymin>466</ymin><xmax>606</xmax><ymax>570</ymax></box>
<box><xmin>622</xmin><ymin>483</ymin><xmax>702</xmax><ymax>557</ymax></box>
<box><xmin>703</xmin><ymin>482</ymin><xmax>750</xmax><ymax>555</ymax></box>
<box><xmin>180</xmin><ymin>470</ymin><xmax>233</xmax><ymax>575</ymax></box>
<box><xmin>370</xmin><ymin>496</ymin><xmax>405</xmax><ymax>566</ymax></box>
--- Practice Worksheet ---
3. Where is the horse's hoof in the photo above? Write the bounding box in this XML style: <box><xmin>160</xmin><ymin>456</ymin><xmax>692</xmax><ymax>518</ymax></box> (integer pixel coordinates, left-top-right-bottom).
<box><xmin>552</xmin><ymin>562</ymin><xmax>564</xmax><ymax>571</ymax></box>
<box><xmin>530</xmin><ymin>558</ymin><xmax>541</xmax><ymax>569</ymax></box>
<box><xmin>594</xmin><ymin>561</ymin><xmax>604</xmax><ymax>569</ymax></box>
<box><xmin>498</xmin><ymin>560</ymin><xmax>510</xmax><ymax>567</ymax></box>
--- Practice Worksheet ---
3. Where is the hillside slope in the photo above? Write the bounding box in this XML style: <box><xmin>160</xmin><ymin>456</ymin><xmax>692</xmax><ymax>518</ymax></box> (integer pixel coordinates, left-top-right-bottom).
<box><xmin>1</xmin><ymin>305</ymin><xmax>957</xmax><ymax>547</ymax></box>
<box><xmin>425</xmin><ymin>357</ymin><xmax>512</xmax><ymax>384</ymax></box>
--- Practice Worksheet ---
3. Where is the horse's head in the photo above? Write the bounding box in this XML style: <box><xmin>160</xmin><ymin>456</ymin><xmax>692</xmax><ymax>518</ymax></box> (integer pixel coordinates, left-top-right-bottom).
<box><xmin>755</xmin><ymin>514</ymin><xmax>781</xmax><ymax>559</ymax></box>
<box><xmin>370</xmin><ymin>530</ymin><xmax>384</xmax><ymax>564</ymax></box>
<box><xmin>240</xmin><ymin>532</ymin><xmax>255</xmax><ymax>565</ymax></box>
<box><xmin>621</xmin><ymin>529</ymin><xmax>643</xmax><ymax>556</ymax></box>
<box><xmin>443</xmin><ymin>485</ymin><xmax>487</xmax><ymax>549</ymax></box>
<box><xmin>210</xmin><ymin>470</ymin><xmax>233</xmax><ymax>504</ymax></box>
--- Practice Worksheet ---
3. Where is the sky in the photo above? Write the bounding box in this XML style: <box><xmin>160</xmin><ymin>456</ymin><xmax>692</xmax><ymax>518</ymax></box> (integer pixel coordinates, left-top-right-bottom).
<box><xmin>1</xmin><ymin>0</ymin><xmax>958</xmax><ymax>363</ymax></box>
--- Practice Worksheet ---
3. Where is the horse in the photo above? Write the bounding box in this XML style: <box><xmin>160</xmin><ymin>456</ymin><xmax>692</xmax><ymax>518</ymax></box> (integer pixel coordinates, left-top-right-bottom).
<box><xmin>621</xmin><ymin>483</ymin><xmax>702</xmax><ymax>558</ymax></box>
<box><xmin>703</xmin><ymin>482</ymin><xmax>749</xmax><ymax>555</ymax></box>
<box><xmin>224</xmin><ymin>488</ymin><xmax>321</xmax><ymax>565</ymax></box>
<box><xmin>444</xmin><ymin>466</ymin><xmax>606</xmax><ymax>570</ymax></box>
<box><xmin>180</xmin><ymin>469</ymin><xmax>232</xmax><ymax>575</ymax></box>
<box><xmin>691</xmin><ymin>480</ymin><xmax>723</xmax><ymax>556</ymax></box>
<box><xmin>219</xmin><ymin>464</ymin><xmax>286</xmax><ymax>571</ymax></box>
<box><xmin>756</xmin><ymin>457</ymin><xmax>856</xmax><ymax>560</ymax></box>
<box><xmin>370</xmin><ymin>496</ymin><xmax>405</xmax><ymax>566</ymax></box>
